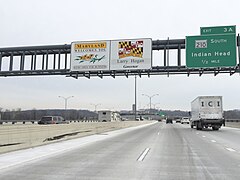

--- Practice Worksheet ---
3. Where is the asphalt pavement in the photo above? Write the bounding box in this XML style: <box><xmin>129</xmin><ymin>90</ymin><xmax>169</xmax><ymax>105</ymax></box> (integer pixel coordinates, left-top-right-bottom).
<box><xmin>0</xmin><ymin>121</ymin><xmax>240</xmax><ymax>180</ymax></box>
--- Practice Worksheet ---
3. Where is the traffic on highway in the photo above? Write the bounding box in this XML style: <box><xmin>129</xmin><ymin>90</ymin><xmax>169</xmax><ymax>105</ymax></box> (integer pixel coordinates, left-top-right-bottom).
<box><xmin>0</xmin><ymin>121</ymin><xmax>240</xmax><ymax>179</ymax></box>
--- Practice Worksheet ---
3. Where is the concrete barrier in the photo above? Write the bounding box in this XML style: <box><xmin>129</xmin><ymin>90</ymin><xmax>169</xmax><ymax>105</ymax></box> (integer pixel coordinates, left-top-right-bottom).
<box><xmin>0</xmin><ymin>121</ymin><xmax>153</xmax><ymax>154</ymax></box>
<box><xmin>225</xmin><ymin>122</ymin><xmax>240</xmax><ymax>128</ymax></box>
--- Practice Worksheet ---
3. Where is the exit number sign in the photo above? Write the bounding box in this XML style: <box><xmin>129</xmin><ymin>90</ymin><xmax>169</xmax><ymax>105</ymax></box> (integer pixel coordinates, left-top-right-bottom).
<box><xmin>201</xmin><ymin>25</ymin><xmax>236</xmax><ymax>35</ymax></box>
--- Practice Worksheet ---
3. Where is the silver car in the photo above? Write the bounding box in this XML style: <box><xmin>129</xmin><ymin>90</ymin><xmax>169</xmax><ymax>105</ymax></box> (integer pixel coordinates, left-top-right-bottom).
<box><xmin>181</xmin><ymin>117</ymin><xmax>190</xmax><ymax>124</ymax></box>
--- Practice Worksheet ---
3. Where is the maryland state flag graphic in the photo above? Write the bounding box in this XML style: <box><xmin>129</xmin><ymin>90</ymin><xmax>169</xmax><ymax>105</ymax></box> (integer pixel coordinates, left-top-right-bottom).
<box><xmin>118</xmin><ymin>40</ymin><xmax>143</xmax><ymax>59</ymax></box>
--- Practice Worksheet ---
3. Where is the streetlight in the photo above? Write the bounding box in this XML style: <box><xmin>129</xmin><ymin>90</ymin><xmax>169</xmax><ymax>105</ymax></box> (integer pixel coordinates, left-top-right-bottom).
<box><xmin>91</xmin><ymin>103</ymin><xmax>101</xmax><ymax>112</ymax></box>
<box><xmin>58</xmin><ymin>96</ymin><xmax>74</xmax><ymax>120</ymax></box>
<box><xmin>58</xmin><ymin>96</ymin><xmax>74</xmax><ymax>110</ymax></box>
<box><xmin>0</xmin><ymin>107</ymin><xmax>2</xmax><ymax>121</ymax></box>
<box><xmin>142</xmin><ymin>94</ymin><xmax>159</xmax><ymax>119</ymax></box>
<box><xmin>150</xmin><ymin>103</ymin><xmax>160</xmax><ymax>110</ymax></box>
<box><xmin>134</xmin><ymin>75</ymin><xmax>137</xmax><ymax>122</ymax></box>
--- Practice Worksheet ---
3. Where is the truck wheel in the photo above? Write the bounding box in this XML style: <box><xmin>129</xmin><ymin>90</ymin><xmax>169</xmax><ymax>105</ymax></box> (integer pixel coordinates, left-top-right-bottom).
<box><xmin>190</xmin><ymin>122</ymin><xmax>193</xmax><ymax>128</ymax></box>
<box><xmin>196</xmin><ymin>122</ymin><xmax>202</xmax><ymax>130</ymax></box>
<box><xmin>212</xmin><ymin>127</ymin><xmax>219</xmax><ymax>131</ymax></box>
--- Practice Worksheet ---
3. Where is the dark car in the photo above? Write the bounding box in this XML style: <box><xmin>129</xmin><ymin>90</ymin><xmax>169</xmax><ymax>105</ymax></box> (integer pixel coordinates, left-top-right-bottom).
<box><xmin>175</xmin><ymin>118</ymin><xmax>181</xmax><ymax>123</ymax></box>
<box><xmin>166</xmin><ymin>118</ymin><xmax>173</xmax><ymax>124</ymax></box>
<box><xmin>38</xmin><ymin>116</ymin><xmax>65</xmax><ymax>125</ymax></box>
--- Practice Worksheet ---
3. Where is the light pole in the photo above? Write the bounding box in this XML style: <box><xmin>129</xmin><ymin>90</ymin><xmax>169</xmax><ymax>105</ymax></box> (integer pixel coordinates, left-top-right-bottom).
<box><xmin>142</xmin><ymin>94</ymin><xmax>159</xmax><ymax>119</ymax></box>
<box><xmin>91</xmin><ymin>103</ymin><xmax>101</xmax><ymax>112</ymax></box>
<box><xmin>58</xmin><ymin>96</ymin><xmax>74</xmax><ymax>120</ymax></box>
<box><xmin>151</xmin><ymin>103</ymin><xmax>160</xmax><ymax>110</ymax></box>
<box><xmin>58</xmin><ymin>96</ymin><xmax>74</xmax><ymax>110</ymax></box>
<box><xmin>0</xmin><ymin>107</ymin><xmax>2</xmax><ymax>121</ymax></box>
<box><xmin>134</xmin><ymin>75</ymin><xmax>137</xmax><ymax>121</ymax></box>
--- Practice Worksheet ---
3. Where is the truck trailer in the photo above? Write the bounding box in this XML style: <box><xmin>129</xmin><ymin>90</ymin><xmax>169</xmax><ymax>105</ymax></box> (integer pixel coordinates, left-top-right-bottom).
<box><xmin>190</xmin><ymin>96</ymin><xmax>225</xmax><ymax>131</ymax></box>
<box><xmin>98</xmin><ymin>111</ymin><xmax>121</xmax><ymax>122</ymax></box>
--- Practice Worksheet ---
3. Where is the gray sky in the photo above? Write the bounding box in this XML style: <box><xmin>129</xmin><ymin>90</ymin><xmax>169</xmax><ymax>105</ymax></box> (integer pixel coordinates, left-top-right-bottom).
<box><xmin>0</xmin><ymin>0</ymin><xmax>240</xmax><ymax>111</ymax></box>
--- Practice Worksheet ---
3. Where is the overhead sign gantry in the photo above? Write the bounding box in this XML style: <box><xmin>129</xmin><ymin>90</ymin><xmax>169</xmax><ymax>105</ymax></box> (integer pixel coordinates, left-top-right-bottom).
<box><xmin>0</xmin><ymin>25</ymin><xmax>239</xmax><ymax>78</ymax></box>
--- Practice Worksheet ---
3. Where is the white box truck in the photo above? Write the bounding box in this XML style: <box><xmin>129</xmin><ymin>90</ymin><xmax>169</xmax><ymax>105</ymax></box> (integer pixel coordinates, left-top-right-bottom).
<box><xmin>190</xmin><ymin>96</ymin><xmax>225</xmax><ymax>131</ymax></box>
<box><xmin>98</xmin><ymin>111</ymin><xmax>121</xmax><ymax>122</ymax></box>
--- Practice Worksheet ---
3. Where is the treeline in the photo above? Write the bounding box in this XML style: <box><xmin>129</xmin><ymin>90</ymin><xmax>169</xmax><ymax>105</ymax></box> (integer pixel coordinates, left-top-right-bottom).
<box><xmin>160</xmin><ymin>109</ymin><xmax>240</xmax><ymax>119</ymax></box>
<box><xmin>160</xmin><ymin>110</ymin><xmax>190</xmax><ymax>117</ymax></box>
<box><xmin>1</xmin><ymin>109</ymin><xmax>240</xmax><ymax>121</ymax></box>
<box><xmin>224</xmin><ymin>110</ymin><xmax>240</xmax><ymax>119</ymax></box>
<box><xmin>149</xmin><ymin>109</ymin><xmax>240</xmax><ymax>119</ymax></box>
<box><xmin>0</xmin><ymin>109</ymin><xmax>98</xmax><ymax>121</ymax></box>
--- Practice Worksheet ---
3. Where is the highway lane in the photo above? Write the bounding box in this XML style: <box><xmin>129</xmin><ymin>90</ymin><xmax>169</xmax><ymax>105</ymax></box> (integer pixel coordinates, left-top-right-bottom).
<box><xmin>0</xmin><ymin>122</ymin><xmax>240</xmax><ymax>180</ymax></box>
<box><xmin>148</xmin><ymin>123</ymin><xmax>240</xmax><ymax>179</ymax></box>
<box><xmin>191</xmin><ymin>125</ymin><xmax>240</xmax><ymax>153</ymax></box>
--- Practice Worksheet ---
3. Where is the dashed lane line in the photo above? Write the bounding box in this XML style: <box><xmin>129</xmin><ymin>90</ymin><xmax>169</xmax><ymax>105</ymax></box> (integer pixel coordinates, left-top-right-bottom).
<box><xmin>226</xmin><ymin>148</ymin><xmax>236</xmax><ymax>152</ymax></box>
<box><xmin>195</xmin><ymin>132</ymin><xmax>238</xmax><ymax>153</ymax></box>
<box><xmin>137</xmin><ymin>148</ymin><xmax>150</xmax><ymax>162</ymax></box>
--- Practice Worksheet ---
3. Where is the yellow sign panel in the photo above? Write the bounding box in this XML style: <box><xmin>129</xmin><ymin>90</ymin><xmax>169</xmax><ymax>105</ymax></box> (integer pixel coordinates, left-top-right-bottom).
<box><xmin>74</xmin><ymin>43</ymin><xmax>106</xmax><ymax>49</ymax></box>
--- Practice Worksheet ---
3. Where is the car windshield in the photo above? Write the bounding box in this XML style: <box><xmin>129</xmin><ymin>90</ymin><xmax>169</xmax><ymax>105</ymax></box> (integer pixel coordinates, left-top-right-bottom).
<box><xmin>40</xmin><ymin>117</ymin><xmax>52</xmax><ymax>122</ymax></box>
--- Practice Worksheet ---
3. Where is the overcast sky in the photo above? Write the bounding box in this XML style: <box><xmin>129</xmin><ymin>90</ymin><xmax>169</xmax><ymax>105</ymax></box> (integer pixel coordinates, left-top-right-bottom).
<box><xmin>0</xmin><ymin>0</ymin><xmax>240</xmax><ymax>111</ymax></box>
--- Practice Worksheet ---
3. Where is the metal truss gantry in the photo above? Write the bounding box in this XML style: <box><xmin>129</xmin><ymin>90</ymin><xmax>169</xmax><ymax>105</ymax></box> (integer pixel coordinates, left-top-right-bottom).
<box><xmin>0</xmin><ymin>36</ymin><xmax>239</xmax><ymax>78</ymax></box>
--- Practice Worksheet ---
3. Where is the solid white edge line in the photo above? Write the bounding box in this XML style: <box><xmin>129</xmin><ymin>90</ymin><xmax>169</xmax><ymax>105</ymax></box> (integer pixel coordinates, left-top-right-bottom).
<box><xmin>137</xmin><ymin>148</ymin><xmax>150</xmax><ymax>161</ymax></box>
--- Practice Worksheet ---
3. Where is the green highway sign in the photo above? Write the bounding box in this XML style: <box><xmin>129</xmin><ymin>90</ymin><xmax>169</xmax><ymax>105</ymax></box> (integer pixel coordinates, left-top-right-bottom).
<box><xmin>201</xmin><ymin>25</ymin><xmax>236</xmax><ymax>35</ymax></box>
<box><xmin>157</xmin><ymin>112</ymin><xmax>166</xmax><ymax>116</ymax></box>
<box><xmin>186</xmin><ymin>34</ymin><xmax>236</xmax><ymax>68</ymax></box>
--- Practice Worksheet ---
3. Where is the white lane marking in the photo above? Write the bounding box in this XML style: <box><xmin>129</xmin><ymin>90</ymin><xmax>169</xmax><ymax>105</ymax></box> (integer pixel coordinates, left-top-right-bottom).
<box><xmin>157</xmin><ymin>132</ymin><xmax>160</xmax><ymax>135</ymax></box>
<box><xmin>196</xmin><ymin>133</ymin><xmax>199</xmax><ymax>135</ymax></box>
<box><xmin>202</xmin><ymin>135</ymin><xmax>206</xmax><ymax>138</ymax></box>
<box><xmin>137</xmin><ymin>148</ymin><xmax>150</xmax><ymax>161</ymax></box>
<box><xmin>211</xmin><ymin>140</ymin><xmax>216</xmax><ymax>143</ymax></box>
<box><xmin>226</xmin><ymin>148</ymin><xmax>236</xmax><ymax>152</ymax></box>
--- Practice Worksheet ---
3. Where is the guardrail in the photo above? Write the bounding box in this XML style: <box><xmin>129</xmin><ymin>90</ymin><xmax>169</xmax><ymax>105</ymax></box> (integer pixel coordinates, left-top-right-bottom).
<box><xmin>225</xmin><ymin>119</ymin><xmax>240</xmax><ymax>122</ymax></box>
<box><xmin>0</xmin><ymin>119</ymin><xmax>99</xmax><ymax>125</ymax></box>
<box><xmin>0</xmin><ymin>120</ymin><xmax>37</xmax><ymax>125</ymax></box>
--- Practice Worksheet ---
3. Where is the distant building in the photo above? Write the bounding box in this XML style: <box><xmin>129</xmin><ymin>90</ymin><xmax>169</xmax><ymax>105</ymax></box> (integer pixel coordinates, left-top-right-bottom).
<box><xmin>98</xmin><ymin>111</ymin><xmax>121</xmax><ymax>122</ymax></box>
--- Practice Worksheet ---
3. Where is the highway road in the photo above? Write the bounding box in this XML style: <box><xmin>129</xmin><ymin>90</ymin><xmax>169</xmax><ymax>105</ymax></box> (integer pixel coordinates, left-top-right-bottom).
<box><xmin>0</xmin><ymin>122</ymin><xmax>240</xmax><ymax>180</ymax></box>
